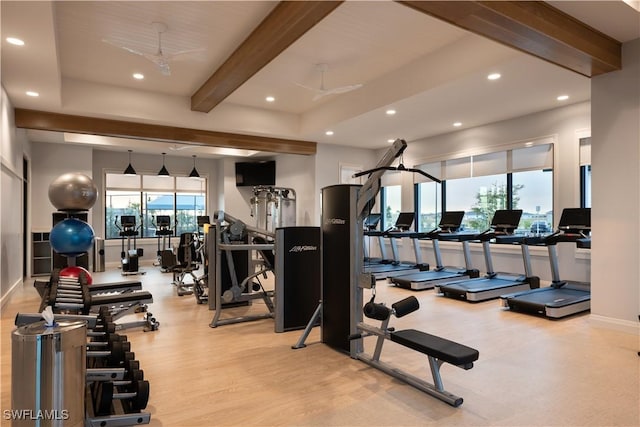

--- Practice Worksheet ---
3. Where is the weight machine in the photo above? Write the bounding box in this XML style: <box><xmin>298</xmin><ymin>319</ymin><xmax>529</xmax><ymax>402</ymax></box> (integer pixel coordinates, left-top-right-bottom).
<box><xmin>294</xmin><ymin>139</ymin><xmax>479</xmax><ymax>407</ymax></box>
<box><xmin>250</xmin><ymin>186</ymin><xmax>296</xmax><ymax>232</ymax></box>
<box><xmin>115</xmin><ymin>215</ymin><xmax>145</xmax><ymax>275</ymax></box>
<box><xmin>209</xmin><ymin>211</ymin><xmax>276</xmax><ymax>328</ymax></box>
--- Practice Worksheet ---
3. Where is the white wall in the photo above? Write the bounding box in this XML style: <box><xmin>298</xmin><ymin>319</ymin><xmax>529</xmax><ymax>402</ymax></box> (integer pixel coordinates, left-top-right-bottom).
<box><xmin>591</xmin><ymin>38</ymin><xmax>640</xmax><ymax>330</ymax></box>
<box><xmin>30</xmin><ymin>142</ymin><xmax>94</xmax><ymax>230</ymax></box>
<box><xmin>314</xmin><ymin>143</ymin><xmax>379</xmax><ymax>226</ymax></box>
<box><xmin>0</xmin><ymin>86</ymin><xmax>26</xmax><ymax>304</ymax></box>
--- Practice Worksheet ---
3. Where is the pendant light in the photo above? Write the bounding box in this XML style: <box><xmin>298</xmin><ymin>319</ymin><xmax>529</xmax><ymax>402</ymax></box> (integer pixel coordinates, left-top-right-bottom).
<box><xmin>189</xmin><ymin>155</ymin><xmax>200</xmax><ymax>178</ymax></box>
<box><xmin>124</xmin><ymin>150</ymin><xmax>137</xmax><ymax>175</ymax></box>
<box><xmin>158</xmin><ymin>152</ymin><xmax>170</xmax><ymax>176</ymax></box>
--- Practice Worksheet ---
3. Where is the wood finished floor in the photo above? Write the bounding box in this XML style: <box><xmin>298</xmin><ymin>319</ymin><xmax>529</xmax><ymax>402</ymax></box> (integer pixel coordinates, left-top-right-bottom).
<box><xmin>1</xmin><ymin>266</ymin><xmax>638</xmax><ymax>427</ymax></box>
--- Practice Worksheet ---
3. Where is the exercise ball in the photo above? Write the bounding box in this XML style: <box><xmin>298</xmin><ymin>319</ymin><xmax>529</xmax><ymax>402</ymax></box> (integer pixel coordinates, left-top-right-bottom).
<box><xmin>50</xmin><ymin>218</ymin><xmax>95</xmax><ymax>257</ymax></box>
<box><xmin>48</xmin><ymin>173</ymin><xmax>98</xmax><ymax>211</ymax></box>
<box><xmin>59</xmin><ymin>266</ymin><xmax>93</xmax><ymax>285</ymax></box>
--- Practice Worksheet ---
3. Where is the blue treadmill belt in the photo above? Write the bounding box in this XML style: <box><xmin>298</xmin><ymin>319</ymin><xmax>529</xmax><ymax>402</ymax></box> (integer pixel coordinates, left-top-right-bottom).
<box><xmin>511</xmin><ymin>288</ymin><xmax>589</xmax><ymax>308</ymax></box>
<box><xmin>442</xmin><ymin>278</ymin><xmax>518</xmax><ymax>292</ymax></box>
<box><xmin>394</xmin><ymin>270</ymin><xmax>460</xmax><ymax>283</ymax></box>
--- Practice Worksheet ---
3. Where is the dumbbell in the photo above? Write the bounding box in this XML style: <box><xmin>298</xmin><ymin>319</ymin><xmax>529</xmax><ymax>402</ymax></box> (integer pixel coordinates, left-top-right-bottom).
<box><xmin>86</xmin><ymin>359</ymin><xmax>142</xmax><ymax>383</ymax></box>
<box><xmin>93</xmin><ymin>380</ymin><xmax>150</xmax><ymax>416</ymax></box>
<box><xmin>87</xmin><ymin>338</ymin><xmax>132</xmax><ymax>367</ymax></box>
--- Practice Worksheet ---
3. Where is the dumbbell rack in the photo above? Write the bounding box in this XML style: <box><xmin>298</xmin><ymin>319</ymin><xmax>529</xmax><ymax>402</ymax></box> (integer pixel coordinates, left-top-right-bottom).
<box><xmin>35</xmin><ymin>270</ymin><xmax>160</xmax><ymax>332</ymax></box>
<box><xmin>85</xmin><ymin>308</ymin><xmax>151</xmax><ymax>426</ymax></box>
<box><xmin>19</xmin><ymin>270</ymin><xmax>156</xmax><ymax>426</ymax></box>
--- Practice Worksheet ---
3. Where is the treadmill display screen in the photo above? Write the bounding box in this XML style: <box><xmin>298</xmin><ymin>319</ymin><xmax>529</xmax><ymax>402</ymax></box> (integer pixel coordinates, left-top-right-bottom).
<box><xmin>491</xmin><ymin>210</ymin><xmax>523</xmax><ymax>229</ymax></box>
<box><xmin>395</xmin><ymin>212</ymin><xmax>414</xmax><ymax>230</ymax></box>
<box><xmin>364</xmin><ymin>214</ymin><xmax>381</xmax><ymax>229</ymax></box>
<box><xmin>558</xmin><ymin>208</ymin><xmax>590</xmax><ymax>230</ymax></box>
<box><xmin>439</xmin><ymin>211</ymin><xmax>465</xmax><ymax>229</ymax></box>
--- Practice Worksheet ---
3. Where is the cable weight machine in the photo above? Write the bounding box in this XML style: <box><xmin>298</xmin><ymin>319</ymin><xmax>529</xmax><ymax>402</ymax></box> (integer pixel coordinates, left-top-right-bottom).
<box><xmin>250</xmin><ymin>186</ymin><xmax>296</xmax><ymax>232</ymax></box>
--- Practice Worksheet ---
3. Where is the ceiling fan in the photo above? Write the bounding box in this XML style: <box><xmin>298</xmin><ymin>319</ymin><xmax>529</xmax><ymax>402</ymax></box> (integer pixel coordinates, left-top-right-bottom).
<box><xmin>296</xmin><ymin>63</ymin><xmax>363</xmax><ymax>101</ymax></box>
<box><xmin>103</xmin><ymin>22</ymin><xmax>203</xmax><ymax>76</ymax></box>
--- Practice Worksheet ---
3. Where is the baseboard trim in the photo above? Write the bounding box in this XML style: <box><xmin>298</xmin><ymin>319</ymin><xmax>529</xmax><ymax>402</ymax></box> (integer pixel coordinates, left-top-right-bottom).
<box><xmin>589</xmin><ymin>314</ymin><xmax>640</xmax><ymax>335</ymax></box>
<box><xmin>1</xmin><ymin>277</ymin><xmax>24</xmax><ymax>309</ymax></box>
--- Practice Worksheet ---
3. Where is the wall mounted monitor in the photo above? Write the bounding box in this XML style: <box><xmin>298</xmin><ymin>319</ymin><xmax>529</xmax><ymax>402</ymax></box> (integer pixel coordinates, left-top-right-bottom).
<box><xmin>235</xmin><ymin>161</ymin><xmax>276</xmax><ymax>186</ymax></box>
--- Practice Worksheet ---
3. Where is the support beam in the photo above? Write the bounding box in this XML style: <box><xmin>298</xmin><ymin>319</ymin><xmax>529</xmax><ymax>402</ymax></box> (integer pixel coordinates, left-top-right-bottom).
<box><xmin>191</xmin><ymin>1</ymin><xmax>343</xmax><ymax>113</ymax></box>
<box><xmin>14</xmin><ymin>109</ymin><xmax>316</xmax><ymax>155</ymax></box>
<box><xmin>397</xmin><ymin>1</ymin><xmax>621</xmax><ymax>77</ymax></box>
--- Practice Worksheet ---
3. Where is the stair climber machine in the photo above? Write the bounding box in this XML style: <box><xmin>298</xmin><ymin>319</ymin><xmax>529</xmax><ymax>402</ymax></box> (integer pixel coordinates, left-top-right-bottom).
<box><xmin>500</xmin><ymin>208</ymin><xmax>591</xmax><ymax>319</ymax></box>
<box><xmin>363</xmin><ymin>212</ymin><xmax>429</xmax><ymax>280</ymax></box>
<box><xmin>115</xmin><ymin>215</ymin><xmax>145</xmax><ymax>276</ymax></box>
<box><xmin>153</xmin><ymin>215</ymin><xmax>176</xmax><ymax>272</ymax></box>
<box><xmin>435</xmin><ymin>209</ymin><xmax>540</xmax><ymax>302</ymax></box>
<box><xmin>389</xmin><ymin>211</ymin><xmax>481</xmax><ymax>290</ymax></box>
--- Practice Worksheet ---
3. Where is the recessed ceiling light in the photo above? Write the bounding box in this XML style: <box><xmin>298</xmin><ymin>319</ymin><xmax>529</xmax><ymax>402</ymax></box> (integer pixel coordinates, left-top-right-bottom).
<box><xmin>386</xmin><ymin>109</ymin><xmax>396</xmax><ymax>116</ymax></box>
<box><xmin>387</xmin><ymin>139</ymin><xmax>395</xmax><ymax>143</ymax></box>
<box><xmin>6</xmin><ymin>37</ymin><xmax>25</xmax><ymax>46</ymax></box>
<box><xmin>325</xmin><ymin>130</ymin><xmax>334</xmax><ymax>136</ymax></box>
<box><xmin>557</xmin><ymin>95</ymin><xmax>569</xmax><ymax>101</ymax></box>
<box><xmin>453</xmin><ymin>122</ymin><xmax>462</xmax><ymax>127</ymax></box>
<box><xmin>133</xmin><ymin>73</ymin><xmax>144</xmax><ymax>80</ymax></box>
<box><xmin>265</xmin><ymin>96</ymin><xmax>275</xmax><ymax>102</ymax></box>
<box><xmin>26</xmin><ymin>91</ymin><xmax>39</xmax><ymax>97</ymax></box>
<box><xmin>487</xmin><ymin>73</ymin><xmax>501</xmax><ymax>80</ymax></box>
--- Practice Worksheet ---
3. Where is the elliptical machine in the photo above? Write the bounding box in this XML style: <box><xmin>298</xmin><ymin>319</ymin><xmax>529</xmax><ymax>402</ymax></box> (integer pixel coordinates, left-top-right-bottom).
<box><xmin>153</xmin><ymin>215</ymin><xmax>176</xmax><ymax>272</ymax></box>
<box><xmin>115</xmin><ymin>215</ymin><xmax>145</xmax><ymax>275</ymax></box>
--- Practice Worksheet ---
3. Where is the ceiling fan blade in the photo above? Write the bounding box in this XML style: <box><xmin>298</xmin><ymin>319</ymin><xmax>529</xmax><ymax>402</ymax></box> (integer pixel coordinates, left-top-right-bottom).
<box><xmin>166</xmin><ymin>48</ymin><xmax>206</xmax><ymax>61</ymax></box>
<box><xmin>324</xmin><ymin>84</ymin><xmax>364</xmax><ymax>95</ymax></box>
<box><xmin>311</xmin><ymin>84</ymin><xmax>363</xmax><ymax>101</ymax></box>
<box><xmin>295</xmin><ymin>82</ymin><xmax>323</xmax><ymax>93</ymax></box>
<box><xmin>140</xmin><ymin>54</ymin><xmax>171</xmax><ymax>75</ymax></box>
<box><xmin>102</xmin><ymin>38</ymin><xmax>147</xmax><ymax>57</ymax></box>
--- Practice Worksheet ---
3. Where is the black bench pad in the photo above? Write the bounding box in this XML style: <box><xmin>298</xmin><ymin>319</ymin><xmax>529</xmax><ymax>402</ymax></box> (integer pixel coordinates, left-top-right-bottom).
<box><xmin>391</xmin><ymin>329</ymin><xmax>479</xmax><ymax>366</ymax></box>
<box><xmin>92</xmin><ymin>291</ymin><xmax>153</xmax><ymax>305</ymax></box>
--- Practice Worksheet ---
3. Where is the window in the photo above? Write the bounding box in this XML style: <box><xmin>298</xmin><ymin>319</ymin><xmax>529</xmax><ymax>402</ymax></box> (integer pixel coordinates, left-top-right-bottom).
<box><xmin>415</xmin><ymin>141</ymin><xmax>554</xmax><ymax>234</ymax></box>
<box><xmin>381</xmin><ymin>185</ymin><xmax>401</xmax><ymax>229</ymax></box>
<box><xmin>416</xmin><ymin>181</ymin><xmax>441</xmax><ymax>232</ymax></box>
<box><xmin>105</xmin><ymin>173</ymin><xmax>206</xmax><ymax>239</ymax></box>
<box><xmin>512</xmin><ymin>169</ymin><xmax>553</xmax><ymax>234</ymax></box>
<box><xmin>447</xmin><ymin>174</ymin><xmax>507</xmax><ymax>233</ymax></box>
<box><xmin>415</xmin><ymin>161</ymin><xmax>442</xmax><ymax>232</ymax></box>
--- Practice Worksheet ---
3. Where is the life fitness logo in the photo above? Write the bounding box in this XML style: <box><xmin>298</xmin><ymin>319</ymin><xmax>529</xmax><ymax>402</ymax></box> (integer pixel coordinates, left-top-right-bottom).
<box><xmin>289</xmin><ymin>245</ymin><xmax>318</xmax><ymax>253</ymax></box>
<box><xmin>325</xmin><ymin>218</ymin><xmax>346</xmax><ymax>225</ymax></box>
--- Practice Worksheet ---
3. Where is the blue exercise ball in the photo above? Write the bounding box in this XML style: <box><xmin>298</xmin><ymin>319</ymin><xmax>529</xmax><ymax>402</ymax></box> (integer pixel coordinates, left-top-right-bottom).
<box><xmin>50</xmin><ymin>218</ymin><xmax>95</xmax><ymax>257</ymax></box>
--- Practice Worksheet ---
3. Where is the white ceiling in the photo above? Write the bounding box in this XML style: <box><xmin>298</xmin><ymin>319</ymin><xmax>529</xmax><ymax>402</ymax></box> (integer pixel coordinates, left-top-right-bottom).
<box><xmin>1</xmin><ymin>1</ymin><xmax>639</xmax><ymax>158</ymax></box>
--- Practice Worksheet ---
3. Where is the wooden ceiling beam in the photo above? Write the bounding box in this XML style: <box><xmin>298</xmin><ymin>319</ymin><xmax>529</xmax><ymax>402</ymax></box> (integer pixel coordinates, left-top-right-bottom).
<box><xmin>14</xmin><ymin>109</ymin><xmax>317</xmax><ymax>155</ymax></box>
<box><xmin>191</xmin><ymin>1</ymin><xmax>344</xmax><ymax>113</ymax></box>
<box><xmin>397</xmin><ymin>1</ymin><xmax>621</xmax><ymax>77</ymax></box>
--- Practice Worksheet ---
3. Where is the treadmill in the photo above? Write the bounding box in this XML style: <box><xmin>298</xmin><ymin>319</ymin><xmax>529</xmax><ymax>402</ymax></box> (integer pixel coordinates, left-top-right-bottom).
<box><xmin>363</xmin><ymin>213</ymin><xmax>385</xmax><ymax>266</ymax></box>
<box><xmin>363</xmin><ymin>212</ymin><xmax>428</xmax><ymax>280</ymax></box>
<box><xmin>500</xmin><ymin>208</ymin><xmax>591</xmax><ymax>319</ymax></box>
<box><xmin>389</xmin><ymin>211</ymin><xmax>480</xmax><ymax>291</ymax></box>
<box><xmin>436</xmin><ymin>209</ymin><xmax>540</xmax><ymax>302</ymax></box>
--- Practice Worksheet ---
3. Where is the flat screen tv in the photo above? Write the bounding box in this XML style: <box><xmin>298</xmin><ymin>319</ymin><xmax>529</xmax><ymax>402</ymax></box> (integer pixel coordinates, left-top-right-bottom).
<box><xmin>235</xmin><ymin>161</ymin><xmax>276</xmax><ymax>187</ymax></box>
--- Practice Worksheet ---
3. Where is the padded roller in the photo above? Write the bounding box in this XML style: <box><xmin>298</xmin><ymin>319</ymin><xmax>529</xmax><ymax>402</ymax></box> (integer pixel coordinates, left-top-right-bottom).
<box><xmin>392</xmin><ymin>296</ymin><xmax>419</xmax><ymax>318</ymax></box>
<box><xmin>363</xmin><ymin>302</ymin><xmax>391</xmax><ymax>320</ymax></box>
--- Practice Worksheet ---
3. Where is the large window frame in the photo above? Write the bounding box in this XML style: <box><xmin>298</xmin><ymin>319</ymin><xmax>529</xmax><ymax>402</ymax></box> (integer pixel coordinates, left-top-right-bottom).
<box><xmin>414</xmin><ymin>140</ymin><xmax>554</xmax><ymax>234</ymax></box>
<box><xmin>105</xmin><ymin>172</ymin><xmax>207</xmax><ymax>240</ymax></box>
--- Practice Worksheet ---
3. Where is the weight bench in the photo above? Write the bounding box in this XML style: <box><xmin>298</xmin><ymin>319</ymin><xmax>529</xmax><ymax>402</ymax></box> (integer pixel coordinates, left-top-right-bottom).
<box><xmin>355</xmin><ymin>296</ymin><xmax>479</xmax><ymax>407</ymax></box>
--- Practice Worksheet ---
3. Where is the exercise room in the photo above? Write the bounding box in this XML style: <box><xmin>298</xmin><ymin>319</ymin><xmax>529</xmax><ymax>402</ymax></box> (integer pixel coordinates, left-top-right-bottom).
<box><xmin>1</xmin><ymin>2</ymin><xmax>638</xmax><ymax>426</ymax></box>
